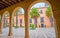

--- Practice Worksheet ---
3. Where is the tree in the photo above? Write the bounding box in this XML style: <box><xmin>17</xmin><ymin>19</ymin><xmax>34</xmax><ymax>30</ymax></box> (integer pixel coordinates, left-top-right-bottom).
<box><xmin>46</xmin><ymin>6</ymin><xmax>52</xmax><ymax>18</ymax></box>
<box><xmin>30</xmin><ymin>8</ymin><xmax>40</xmax><ymax>27</ymax></box>
<box><xmin>46</xmin><ymin>6</ymin><xmax>53</xmax><ymax>27</ymax></box>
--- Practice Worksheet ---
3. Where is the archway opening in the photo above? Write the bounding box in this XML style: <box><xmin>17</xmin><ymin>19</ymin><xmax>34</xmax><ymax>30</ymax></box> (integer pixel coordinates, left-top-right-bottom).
<box><xmin>28</xmin><ymin>2</ymin><xmax>56</xmax><ymax>38</ymax></box>
<box><xmin>12</xmin><ymin>7</ymin><xmax>25</xmax><ymax>37</ymax></box>
<box><xmin>2</xmin><ymin>11</ymin><xmax>10</xmax><ymax>35</ymax></box>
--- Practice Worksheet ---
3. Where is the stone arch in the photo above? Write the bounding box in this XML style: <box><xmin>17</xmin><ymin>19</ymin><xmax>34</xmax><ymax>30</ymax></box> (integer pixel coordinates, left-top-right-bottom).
<box><xmin>27</xmin><ymin>0</ymin><xmax>55</xmax><ymax>25</ymax></box>
<box><xmin>27</xmin><ymin>0</ymin><xmax>56</xmax><ymax>38</ymax></box>
<box><xmin>12</xmin><ymin>7</ymin><xmax>24</xmax><ymax>18</ymax></box>
<box><xmin>2</xmin><ymin>11</ymin><xmax>10</xmax><ymax>28</ymax></box>
<box><xmin>11</xmin><ymin>7</ymin><xmax>25</xmax><ymax>27</ymax></box>
<box><xmin>28</xmin><ymin>0</ymin><xmax>51</xmax><ymax>12</ymax></box>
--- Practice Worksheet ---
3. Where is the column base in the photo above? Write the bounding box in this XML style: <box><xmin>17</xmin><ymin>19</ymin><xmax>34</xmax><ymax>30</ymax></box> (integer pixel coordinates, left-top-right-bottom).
<box><xmin>8</xmin><ymin>32</ymin><xmax>12</xmax><ymax>36</ymax></box>
<box><xmin>25</xmin><ymin>35</ymin><xmax>29</xmax><ymax>38</ymax></box>
<box><xmin>0</xmin><ymin>31</ymin><xmax>2</xmax><ymax>34</ymax></box>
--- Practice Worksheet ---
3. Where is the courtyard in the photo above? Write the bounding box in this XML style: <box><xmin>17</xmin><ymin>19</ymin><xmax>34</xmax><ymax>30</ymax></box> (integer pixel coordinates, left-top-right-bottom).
<box><xmin>0</xmin><ymin>27</ymin><xmax>56</xmax><ymax>38</ymax></box>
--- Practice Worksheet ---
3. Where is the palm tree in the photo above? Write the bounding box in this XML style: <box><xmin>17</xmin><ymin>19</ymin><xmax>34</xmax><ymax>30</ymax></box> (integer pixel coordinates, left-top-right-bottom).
<box><xmin>46</xmin><ymin>6</ymin><xmax>52</xmax><ymax>17</ymax></box>
<box><xmin>46</xmin><ymin>6</ymin><xmax>53</xmax><ymax>27</ymax></box>
<box><xmin>30</xmin><ymin>8</ymin><xmax>40</xmax><ymax>27</ymax></box>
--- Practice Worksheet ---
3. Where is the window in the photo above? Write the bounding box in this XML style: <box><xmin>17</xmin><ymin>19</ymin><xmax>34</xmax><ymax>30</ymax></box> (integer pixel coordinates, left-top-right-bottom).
<box><xmin>41</xmin><ymin>23</ymin><xmax>44</xmax><ymax>27</ymax></box>
<box><xmin>12</xmin><ymin>19</ymin><xmax>14</xmax><ymax>26</ymax></box>
<box><xmin>50</xmin><ymin>17</ymin><xmax>53</xmax><ymax>22</ymax></box>
<box><xmin>40</xmin><ymin>17</ymin><xmax>44</xmax><ymax>22</ymax></box>
<box><xmin>29</xmin><ymin>18</ymin><xmax>32</xmax><ymax>23</ymax></box>
<box><xmin>45</xmin><ymin>3</ymin><xmax>48</xmax><ymax>7</ymax></box>
<box><xmin>40</xmin><ymin>10</ymin><xmax>43</xmax><ymax>14</ymax></box>
<box><xmin>34</xmin><ymin>18</ymin><xmax>37</xmax><ymax>27</ymax></box>
<box><xmin>34</xmin><ymin>19</ymin><xmax>37</xmax><ymax>25</ymax></box>
<box><xmin>20</xmin><ymin>24</ymin><xmax>22</xmax><ymax>27</ymax></box>
<box><xmin>20</xmin><ymin>19</ymin><xmax>22</xmax><ymax>27</ymax></box>
<box><xmin>20</xmin><ymin>19</ymin><xmax>22</xmax><ymax>24</ymax></box>
<box><xmin>34</xmin><ymin>18</ymin><xmax>37</xmax><ymax>24</ymax></box>
<box><xmin>16</xmin><ymin>18</ymin><xmax>18</xmax><ymax>25</ymax></box>
<box><xmin>50</xmin><ymin>17</ymin><xmax>53</xmax><ymax>27</ymax></box>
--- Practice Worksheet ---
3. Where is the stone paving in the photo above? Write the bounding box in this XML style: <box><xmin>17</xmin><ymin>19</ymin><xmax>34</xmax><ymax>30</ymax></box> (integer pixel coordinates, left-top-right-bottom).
<box><xmin>0</xmin><ymin>27</ymin><xmax>56</xmax><ymax>38</ymax></box>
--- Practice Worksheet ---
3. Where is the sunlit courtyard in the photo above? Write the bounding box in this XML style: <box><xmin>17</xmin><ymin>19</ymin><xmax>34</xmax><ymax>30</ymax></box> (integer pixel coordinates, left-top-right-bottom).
<box><xmin>0</xmin><ymin>27</ymin><xmax>55</xmax><ymax>38</ymax></box>
<box><xmin>0</xmin><ymin>0</ymin><xmax>60</xmax><ymax>38</ymax></box>
<box><xmin>0</xmin><ymin>1</ymin><xmax>56</xmax><ymax>38</ymax></box>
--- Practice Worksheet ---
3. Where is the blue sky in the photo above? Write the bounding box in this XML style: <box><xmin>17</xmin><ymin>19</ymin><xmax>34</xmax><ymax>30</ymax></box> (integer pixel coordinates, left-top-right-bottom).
<box><xmin>18</xmin><ymin>2</ymin><xmax>48</xmax><ymax>14</ymax></box>
<box><xmin>31</xmin><ymin>2</ymin><xmax>48</xmax><ymax>8</ymax></box>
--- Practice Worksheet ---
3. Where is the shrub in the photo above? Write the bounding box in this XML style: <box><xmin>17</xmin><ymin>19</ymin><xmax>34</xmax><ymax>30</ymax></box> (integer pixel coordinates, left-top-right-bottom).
<box><xmin>30</xmin><ymin>24</ymin><xmax>36</xmax><ymax>30</ymax></box>
<box><xmin>14</xmin><ymin>26</ymin><xmax>18</xmax><ymax>29</ymax></box>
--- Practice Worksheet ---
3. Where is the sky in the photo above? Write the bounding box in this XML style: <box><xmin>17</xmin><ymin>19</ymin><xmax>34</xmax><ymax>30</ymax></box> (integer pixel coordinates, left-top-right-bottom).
<box><xmin>5</xmin><ymin>2</ymin><xmax>48</xmax><ymax>15</ymax></box>
<box><xmin>18</xmin><ymin>2</ymin><xmax>48</xmax><ymax>14</ymax></box>
<box><xmin>31</xmin><ymin>2</ymin><xmax>48</xmax><ymax>8</ymax></box>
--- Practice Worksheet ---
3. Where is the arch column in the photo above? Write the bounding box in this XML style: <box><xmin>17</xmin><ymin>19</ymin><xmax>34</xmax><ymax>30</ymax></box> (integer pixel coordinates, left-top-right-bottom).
<box><xmin>53</xmin><ymin>9</ymin><xmax>60</xmax><ymax>38</ymax></box>
<box><xmin>24</xmin><ymin>9</ymin><xmax>29</xmax><ymax>38</ymax></box>
<box><xmin>8</xmin><ymin>14</ymin><xmax>12</xmax><ymax>36</ymax></box>
<box><xmin>0</xmin><ymin>15</ymin><xmax>2</xmax><ymax>34</ymax></box>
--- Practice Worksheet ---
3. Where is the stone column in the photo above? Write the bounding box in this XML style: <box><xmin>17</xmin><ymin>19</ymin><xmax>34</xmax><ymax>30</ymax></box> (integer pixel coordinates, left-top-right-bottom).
<box><xmin>25</xmin><ymin>10</ymin><xmax>29</xmax><ymax>38</ymax></box>
<box><xmin>0</xmin><ymin>16</ymin><xmax>2</xmax><ymax>34</ymax></box>
<box><xmin>53</xmin><ymin>10</ymin><xmax>60</xmax><ymax>38</ymax></box>
<box><xmin>8</xmin><ymin>14</ymin><xmax>12</xmax><ymax>36</ymax></box>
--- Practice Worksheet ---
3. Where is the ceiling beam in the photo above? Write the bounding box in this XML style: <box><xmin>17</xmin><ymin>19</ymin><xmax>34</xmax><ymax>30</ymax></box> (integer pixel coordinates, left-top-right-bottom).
<box><xmin>18</xmin><ymin>0</ymin><xmax>24</xmax><ymax>1</ymax></box>
<box><xmin>2</xmin><ymin>0</ymin><xmax>11</xmax><ymax>6</ymax></box>
<box><xmin>0</xmin><ymin>3</ymin><xmax>7</xmax><ymax>8</ymax></box>
<box><xmin>0</xmin><ymin>0</ymin><xmax>24</xmax><ymax>10</ymax></box>
<box><xmin>0</xmin><ymin>1</ymin><xmax>9</xmax><ymax>7</ymax></box>
<box><xmin>8</xmin><ymin>0</ymin><xmax>16</xmax><ymax>5</ymax></box>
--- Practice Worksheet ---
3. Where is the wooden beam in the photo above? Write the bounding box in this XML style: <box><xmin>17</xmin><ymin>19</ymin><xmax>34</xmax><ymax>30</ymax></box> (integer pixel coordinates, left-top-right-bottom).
<box><xmin>0</xmin><ymin>3</ymin><xmax>4</xmax><ymax>6</ymax></box>
<box><xmin>0</xmin><ymin>6</ymin><xmax>5</xmax><ymax>10</ymax></box>
<box><xmin>0</xmin><ymin>5</ymin><xmax>3</xmax><ymax>8</ymax></box>
<box><xmin>8</xmin><ymin>0</ymin><xmax>15</xmax><ymax>5</ymax></box>
<box><xmin>12</xmin><ymin>0</ymin><xmax>17</xmax><ymax>3</ymax></box>
<box><xmin>2</xmin><ymin>0</ymin><xmax>11</xmax><ymax>6</ymax></box>
<box><xmin>0</xmin><ymin>1</ymin><xmax>9</xmax><ymax>7</ymax></box>
<box><xmin>0</xmin><ymin>3</ymin><xmax>6</xmax><ymax>8</ymax></box>
<box><xmin>18</xmin><ymin>0</ymin><xmax>23</xmax><ymax>2</ymax></box>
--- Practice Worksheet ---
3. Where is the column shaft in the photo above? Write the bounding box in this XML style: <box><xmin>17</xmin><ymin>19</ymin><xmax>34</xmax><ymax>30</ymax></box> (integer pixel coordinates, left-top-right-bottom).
<box><xmin>25</xmin><ymin>10</ymin><xmax>29</xmax><ymax>38</ymax></box>
<box><xmin>8</xmin><ymin>15</ymin><xmax>12</xmax><ymax>36</ymax></box>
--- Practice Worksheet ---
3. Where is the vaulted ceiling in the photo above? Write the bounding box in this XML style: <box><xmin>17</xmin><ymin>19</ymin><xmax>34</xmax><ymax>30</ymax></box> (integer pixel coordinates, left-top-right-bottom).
<box><xmin>0</xmin><ymin>0</ymin><xmax>23</xmax><ymax>10</ymax></box>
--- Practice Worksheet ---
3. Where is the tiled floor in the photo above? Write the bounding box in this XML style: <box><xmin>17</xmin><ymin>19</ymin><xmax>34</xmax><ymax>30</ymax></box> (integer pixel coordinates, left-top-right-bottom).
<box><xmin>0</xmin><ymin>27</ymin><xmax>56</xmax><ymax>38</ymax></box>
